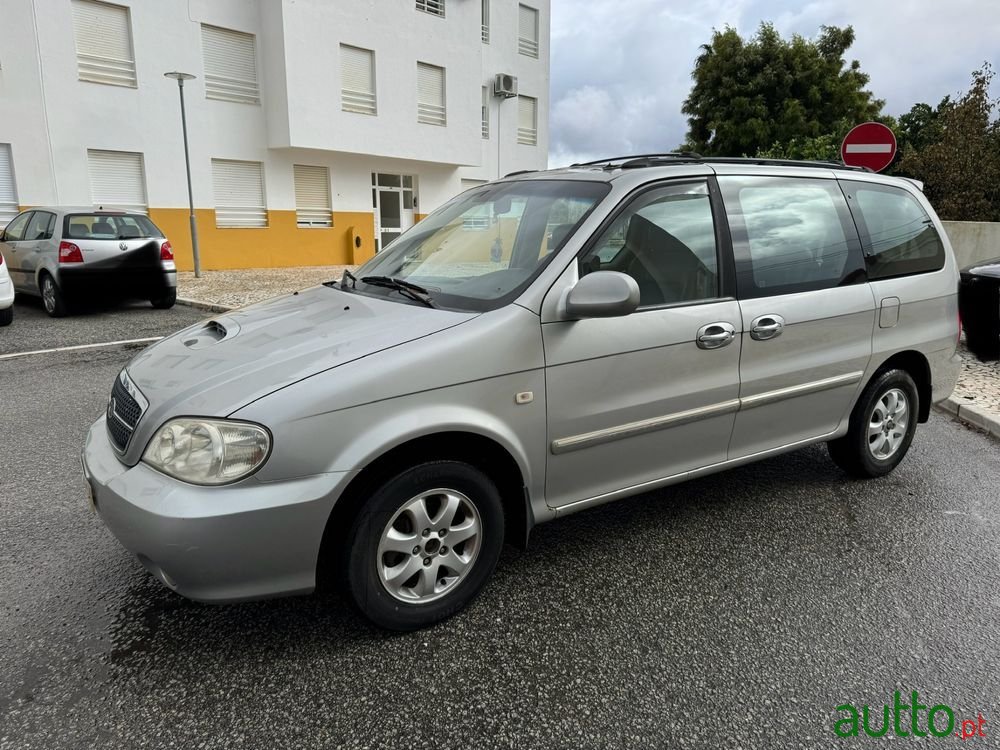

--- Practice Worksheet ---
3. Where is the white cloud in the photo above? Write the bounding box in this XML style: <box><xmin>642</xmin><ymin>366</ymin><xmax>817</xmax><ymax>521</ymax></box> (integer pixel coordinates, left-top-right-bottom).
<box><xmin>549</xmin><ymin>0</ymin><xmax>1000</xmax><ymax>165</ymax></box>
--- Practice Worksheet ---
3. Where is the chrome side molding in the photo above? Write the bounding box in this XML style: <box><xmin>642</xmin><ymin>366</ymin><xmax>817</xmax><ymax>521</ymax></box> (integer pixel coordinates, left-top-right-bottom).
<box><xmin>550</xmin><ymin>371</ymin><xmax>864</xmax><ymax>454</ymax></box>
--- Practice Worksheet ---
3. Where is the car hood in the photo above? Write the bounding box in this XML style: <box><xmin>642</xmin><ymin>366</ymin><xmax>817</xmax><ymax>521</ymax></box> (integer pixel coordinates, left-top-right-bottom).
<box><xmin>120</xmin><ymin>286</ymin><xmax>476</xmax><ymax>462</ymax></box>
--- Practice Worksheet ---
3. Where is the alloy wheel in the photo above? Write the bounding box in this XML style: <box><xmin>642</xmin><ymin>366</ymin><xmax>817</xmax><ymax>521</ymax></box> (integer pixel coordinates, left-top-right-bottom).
<box><xmin>867</xmin><ymin>387</ymin><xmax>909</xmax><ymax>460</ymax></box>
<box><xmin>376</xmin><ymin>488</ymin><xmax>482</xmax><ymax>604</ymax></box>
<box><xmin>42</xmin><ymin>277</ymin><xmax>56</xmax><ymax>314</ymax></box>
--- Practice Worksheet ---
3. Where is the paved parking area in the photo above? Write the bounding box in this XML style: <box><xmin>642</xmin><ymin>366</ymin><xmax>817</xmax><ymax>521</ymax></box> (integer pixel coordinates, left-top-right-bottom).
<box><xmin>0</xmin><ymin>297</ymin><xmax>205</xmax><ymax>357</ymax></box>
<box><xmin>1</xmin><ymin>305</ymin><xmax>999</xmax><ymax>749</ymax></box>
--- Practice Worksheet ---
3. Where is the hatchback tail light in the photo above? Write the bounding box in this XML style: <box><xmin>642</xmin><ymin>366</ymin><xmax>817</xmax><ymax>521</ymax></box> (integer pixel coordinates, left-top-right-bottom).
<box><xmin>59</xmin><ymin>241</ymin><xmax>84</xmax><ymax>263</ymax></box>
<box><xmin>160</xmin><ymin>241</ymin><xmax>174</xmax><ymax>261</ymax></box>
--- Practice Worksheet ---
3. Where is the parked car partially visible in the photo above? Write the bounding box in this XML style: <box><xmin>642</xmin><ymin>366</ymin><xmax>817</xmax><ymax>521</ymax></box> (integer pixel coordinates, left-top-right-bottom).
<box><xmin>0</xmin><ymin>245</ymin><xmax>13</xmax><ymax>326</ymax></box>
<box><xmin>0</xmin><ymin>207</ymin><xmax>177</xmax><ymax>317</ymax></box>
<box><xmin>959</xmin><ymin>258</ymin><xmax>1000</xmax><ymax>361</ymax></box>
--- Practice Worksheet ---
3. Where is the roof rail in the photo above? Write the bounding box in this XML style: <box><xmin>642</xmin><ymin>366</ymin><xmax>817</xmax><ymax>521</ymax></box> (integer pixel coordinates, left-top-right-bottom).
<box><xmin>503</xmin><ymin>169</ymin><xmax>537</xmax><ymax>178</ymax></box>
<box><xmin>703</xmin><ymin>157</ymin><xmax>870</xmax><ymax>172</ymax></box>
<box><xmin>570</xmin><ymin>152</ymin><xmax>702</xmax><ymax>168</ymax></box>
<box><xmin>568</xmin><ymin>154</ymin><xmax>871</xmax><ymax>173</ymax></box>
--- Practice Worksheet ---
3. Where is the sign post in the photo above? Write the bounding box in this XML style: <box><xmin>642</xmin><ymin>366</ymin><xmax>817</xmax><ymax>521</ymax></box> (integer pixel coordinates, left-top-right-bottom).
<box><xmin>841</xmin><ymin>122</ymin><xmax>897</xmax><ymax>172</ymax></box>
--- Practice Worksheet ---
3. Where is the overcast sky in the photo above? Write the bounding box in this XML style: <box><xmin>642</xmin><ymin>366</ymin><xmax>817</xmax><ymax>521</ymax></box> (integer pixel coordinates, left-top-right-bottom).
<box><xmin>548</xmin><ymin>0</ymin><xmax>1000</xmax><ymax>166</ymax></box>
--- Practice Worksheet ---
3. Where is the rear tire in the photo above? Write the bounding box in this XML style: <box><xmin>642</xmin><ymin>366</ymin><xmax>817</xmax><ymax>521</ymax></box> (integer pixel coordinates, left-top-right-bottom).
<box><xmin>40</xmin><ymin>273</ymin><xmax>68</xmax><ymax>318</ymax></box>
<box><xmin>828</xmin><ymin>368</ymin><xmax>919</xmax><ymax>478</ymax></box>
<box><xmin>344</xmin><ymin>460</ymin><xmax>504</xmax><ymax>631</ymax></box>
<box><xmin>150</xmin><ymin>290</ymin><xmax>177</xmax><ymax>310</ymax></box>
<box><xmin>0</xmin><ymin>306</ymin><xmax>12</xmax><ymax>326</ymax></box>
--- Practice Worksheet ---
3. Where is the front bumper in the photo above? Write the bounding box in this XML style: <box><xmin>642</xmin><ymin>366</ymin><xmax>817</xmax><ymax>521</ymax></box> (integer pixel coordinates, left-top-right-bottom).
<box><xmin>82</xmin><ymin>415</ymin><xmax>348</xmax><ymax>603</ymax></box>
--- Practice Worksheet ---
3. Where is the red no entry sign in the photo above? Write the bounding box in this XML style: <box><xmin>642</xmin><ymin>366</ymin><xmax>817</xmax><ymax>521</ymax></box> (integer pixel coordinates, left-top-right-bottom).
<box><xmin>841</xmin><ymin>122</ymin><xmax>897</xmax><ymax>172</ymax></box>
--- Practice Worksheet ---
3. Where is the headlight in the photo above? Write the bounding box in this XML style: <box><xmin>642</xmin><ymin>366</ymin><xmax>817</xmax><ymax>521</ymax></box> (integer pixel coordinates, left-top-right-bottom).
<box><xmin>142</xmin><ymin>418</ymin><xmax>271</xmax><ymax>485</ymax></box>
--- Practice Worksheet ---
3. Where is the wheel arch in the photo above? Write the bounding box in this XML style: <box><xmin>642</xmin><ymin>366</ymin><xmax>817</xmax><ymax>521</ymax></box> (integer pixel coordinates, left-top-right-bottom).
<box><xmin>317</xmin><ymin>431</ymin><xmax>532</xmax><ymax>589</ymax></box>
<box><xmin>871</xmin><ymin>349</ymin><xmax>932</xmax><ymax>422</ymax></box>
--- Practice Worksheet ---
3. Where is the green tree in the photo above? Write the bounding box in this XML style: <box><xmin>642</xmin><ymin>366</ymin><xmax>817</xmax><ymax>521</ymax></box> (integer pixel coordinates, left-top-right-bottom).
<box><xmin>681</xmin><ymin>23</ymin><xmax>884</xmax><ymax>156</ymax></box>
<box><xmin>896</xmin><ymin>97</ymin><xmax>951</xmax><ymax>154</ymax></box>
<box><xmin>897</xmin><ymin>65</ymin><xmax>1000</xmax><ymax>221</ymax></box>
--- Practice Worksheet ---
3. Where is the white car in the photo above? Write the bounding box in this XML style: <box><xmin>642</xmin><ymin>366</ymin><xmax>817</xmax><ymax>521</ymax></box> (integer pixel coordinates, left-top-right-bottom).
<box><xmin>0</xmin><ymin>246</ymin><xmax>13</xmax><ymax>326</ymax></box>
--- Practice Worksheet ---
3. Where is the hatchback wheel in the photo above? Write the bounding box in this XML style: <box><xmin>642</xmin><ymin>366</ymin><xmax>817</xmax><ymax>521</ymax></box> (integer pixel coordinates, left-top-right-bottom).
<box><xmin>40</xmin><ymin>273</ymin><xmax>68</xmax><ymax>318</ymax></box>
<box><xmin>828</xmin><ymin>368</ymin><xmax>919</xmax><ymax>478</ymax></box>
<box><xmin>345</xmin><ymin>461</ymin><xmax>504</xmax><ymax>631</ymax></box>
<box><xmin>0</xmin><ymin>306</ymin><xmax>12</xmax><ymax>326</ymax></box>
<box><xmin>150</xmin><ymin>290</ymin><xmax>177</xmax><ymax>310</ymax></box>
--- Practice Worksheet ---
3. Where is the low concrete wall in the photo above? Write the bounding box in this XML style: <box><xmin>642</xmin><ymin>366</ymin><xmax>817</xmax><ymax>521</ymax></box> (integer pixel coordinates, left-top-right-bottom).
<box><xmin>943</xmin><ymin>221</ymin><xmax>1000</xmax><ymax>270</ymax></box>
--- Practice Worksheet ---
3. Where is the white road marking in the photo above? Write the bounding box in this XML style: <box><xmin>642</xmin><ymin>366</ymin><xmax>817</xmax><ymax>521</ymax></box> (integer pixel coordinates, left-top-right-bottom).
<box><xmin>845</xmin><ymin>143</ymin><xmax>893</xmax><ymax>153</ymax></box>
<box><xmin>0</xmin><ymin>337</ymin><xmax>163</xmax><ymax>361</ymax></box>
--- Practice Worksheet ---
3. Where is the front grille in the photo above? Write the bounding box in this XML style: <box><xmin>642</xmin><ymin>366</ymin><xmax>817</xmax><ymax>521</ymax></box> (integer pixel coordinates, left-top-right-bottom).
<box><xmin>106</xmin><ymin>374</ymin><xmax>144</xmax><ymax>452</ymax></box>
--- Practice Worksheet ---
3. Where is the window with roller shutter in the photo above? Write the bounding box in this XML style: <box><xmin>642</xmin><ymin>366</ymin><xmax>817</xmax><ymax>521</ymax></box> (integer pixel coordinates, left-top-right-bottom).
<box><xmin>518</xmin><ymin>5</ymin><xmax>539</xmax><ymax>58</ymax></box>
<box><xmin>87</xmin><ymin>150</ymin><xmax>148</xmax><ymax>213</ymax></box>
<box><xmin>416</xmin><ymin>0</ymin><xmax>445</xmax><ymax>16</ymax></box>
<box><xmin>212</xmin><ymin>159</ymin><xmax>267</xmax><ymax>228</ymax></box>
<box><xmin>201</xmin><ymin>25</ymin><xmax>260</xmax><ymax>104</ymax></box>
<box><xmin>417</xmin><ymin>63</ymin><xmax>446</xmax><ymax>126</ymax></box>
<box><xmin>71</xmin><ymin>0</ymin><xmax>136</xmax><ymax>87</ymax></box>
<box><xmin>341</xmin><ymin>45</ymin><xmax>377</xmax><ymax>116</ymax></box>
<box><xmin>294</xmin><ymin>165</ymin><xmax>332</xmax><ymax>227</ymax></box>
<box><xmin>517</xmin><ymin>96</ymin><xmax>537</xmax><ymax>145</ymax></box>
<box><xmin>0</xmin><ymin>145</ymin><xmax>17</xmax><ymax>228</ymax></box>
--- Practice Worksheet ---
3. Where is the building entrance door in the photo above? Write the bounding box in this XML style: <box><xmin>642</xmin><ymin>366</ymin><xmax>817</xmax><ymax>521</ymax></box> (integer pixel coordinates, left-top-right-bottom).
<box><xmin>373</xmin><ymin>173</ymin><xmax>415</xmax><ymax>252</ymax></box>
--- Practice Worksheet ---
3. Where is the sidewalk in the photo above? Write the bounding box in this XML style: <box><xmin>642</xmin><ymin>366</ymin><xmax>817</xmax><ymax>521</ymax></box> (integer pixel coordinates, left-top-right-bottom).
<box><xmin>177</xmin><ymin>267</ymin><xmax>1000</xmax><ymax>439</ymax></box>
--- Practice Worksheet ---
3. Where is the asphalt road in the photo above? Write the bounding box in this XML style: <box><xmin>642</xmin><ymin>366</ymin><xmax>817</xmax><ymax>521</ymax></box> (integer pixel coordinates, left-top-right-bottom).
<box><xmin>1</xmin><ymin>301</ymin><xmax>998</xmax><ymax>749</ymax></box>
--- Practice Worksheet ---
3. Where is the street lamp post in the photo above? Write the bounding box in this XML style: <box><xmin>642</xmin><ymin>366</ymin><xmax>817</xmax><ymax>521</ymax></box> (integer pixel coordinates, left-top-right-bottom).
<box><xmin>164</xmin><ymin>71</ymin><xmax>201</xmax><ymax>278</ymax></box>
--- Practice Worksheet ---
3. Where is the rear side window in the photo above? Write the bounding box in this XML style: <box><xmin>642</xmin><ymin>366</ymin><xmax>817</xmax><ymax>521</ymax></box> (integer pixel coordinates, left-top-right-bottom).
<box><xmin>26</xmin><ymin>211</ymin><xmax>55</xmax><ymax>240</ymax></box>
<box><xmin>843</xmin><ymin>182</ymin><xmax>945</xmax><ymax>280</ymax></box>
<box><xmin>63</xmin><ymin>213</ymin><xmax>163</xmax><ymax>240</ymax></box>
<box><xmin>719</xmin><ymin>176</ymin><xmax>864</xmax><ymax>298</ymax></box>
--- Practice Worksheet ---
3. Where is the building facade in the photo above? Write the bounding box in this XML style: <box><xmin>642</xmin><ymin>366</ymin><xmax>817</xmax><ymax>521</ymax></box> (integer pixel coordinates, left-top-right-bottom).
<box><xmin>0</xmin><ymin>0</ymin><xmax>550</xmax><ymax>269</ymax></box>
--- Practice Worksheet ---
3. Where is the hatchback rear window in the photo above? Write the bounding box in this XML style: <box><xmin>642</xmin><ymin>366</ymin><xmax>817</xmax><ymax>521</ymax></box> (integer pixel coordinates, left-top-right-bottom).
<box><xmin>842</xmin><ymin>182</ymin><xmax>946</xmax><ymax>280</ymax></box>
<box><xmin>63</xmin><ymin>214</ymin><xmax>163</xmax><ymax>240</ymax></box>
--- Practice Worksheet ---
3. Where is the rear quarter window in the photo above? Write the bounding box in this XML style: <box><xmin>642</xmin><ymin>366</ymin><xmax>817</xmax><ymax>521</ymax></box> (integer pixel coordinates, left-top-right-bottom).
<box><xmin>843</xmin><ymin>182</ymin><xmax>946</xmax><ymax>280</ymax></box>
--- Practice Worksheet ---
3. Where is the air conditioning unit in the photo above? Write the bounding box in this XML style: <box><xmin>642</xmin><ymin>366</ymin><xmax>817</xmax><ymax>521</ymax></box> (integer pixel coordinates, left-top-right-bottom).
<box><xmin>493</xmin><ymin>73</ymin><xmax>518</xmax><ymax>99</ymax></box>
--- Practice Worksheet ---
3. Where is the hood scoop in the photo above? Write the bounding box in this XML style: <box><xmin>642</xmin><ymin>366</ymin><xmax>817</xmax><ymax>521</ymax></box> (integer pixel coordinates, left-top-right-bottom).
<box><xmin>182</xmin><ymin>317</ymin><xmax>240</xmax><ymax>349</ymax></box>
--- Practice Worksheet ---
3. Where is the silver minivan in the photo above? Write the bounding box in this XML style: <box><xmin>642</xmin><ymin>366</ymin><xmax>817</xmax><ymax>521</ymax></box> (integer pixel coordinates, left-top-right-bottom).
<box><xmin>81</xmin><ymin>156</ymin><xmax>961</xmax><ymax>630</ymax></box>
<box><xmin>0</xmin><ymin>207</ymin><xmax>177</xmax><ymax>316</ymax></box>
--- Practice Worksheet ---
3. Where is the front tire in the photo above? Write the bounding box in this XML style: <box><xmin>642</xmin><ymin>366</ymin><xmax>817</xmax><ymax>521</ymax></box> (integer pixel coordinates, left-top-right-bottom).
<box><xmin>0</xmin><ymin>305</ymin><xmax>12</xmax><ymax>326</ymax></box>
<box><xmin>345</xmin><ymin>461</ymin><xmax>505</xmax><ymax>631</ymax></box>
<box><xmin>40</xmin><ymin>273</ymin><xmax>68</xmax><ymax>318</ymax></box>
<box><xmin>828</xmin><ymin>368</ymin><xmax>919</xmax><ymax>478</ymax></box>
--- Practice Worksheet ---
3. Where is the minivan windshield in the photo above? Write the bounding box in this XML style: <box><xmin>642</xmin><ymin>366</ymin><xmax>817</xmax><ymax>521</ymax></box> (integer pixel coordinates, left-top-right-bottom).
<box><xmin>350</xmin><ymin>180</ymin><xmax>609</xmax><ymax>311</ymax></box>
<box><xmin>64</xmin><ymin>214</ymin><xmax>163</xmax><ymax>240</ymax></box>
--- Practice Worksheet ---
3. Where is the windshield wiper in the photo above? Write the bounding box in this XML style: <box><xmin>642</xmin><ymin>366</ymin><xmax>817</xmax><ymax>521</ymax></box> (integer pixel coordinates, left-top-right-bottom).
<box><xmin>359</xmin><ymin>275</ymin><xmax>436</xmax><ymax>308</ymax></box>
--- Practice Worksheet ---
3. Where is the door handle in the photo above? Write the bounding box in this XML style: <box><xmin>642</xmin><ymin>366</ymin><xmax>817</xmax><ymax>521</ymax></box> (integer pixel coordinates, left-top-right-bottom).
<box><xmin>697</xmin><ymin>322</ymin><xmax>736</xmax><ymax>350</ymax></box>
<box><xmin>750</xmin><ymin>314</ymin><xmax>785</xmax><ymax>341</ymax></box>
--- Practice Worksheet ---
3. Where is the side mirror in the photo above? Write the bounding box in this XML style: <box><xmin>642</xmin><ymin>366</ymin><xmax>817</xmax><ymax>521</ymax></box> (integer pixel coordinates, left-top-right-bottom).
<box><xmin>564</xmin><ymin>271</ymin><xmax>640</xmax><ymax>319</ymax></box>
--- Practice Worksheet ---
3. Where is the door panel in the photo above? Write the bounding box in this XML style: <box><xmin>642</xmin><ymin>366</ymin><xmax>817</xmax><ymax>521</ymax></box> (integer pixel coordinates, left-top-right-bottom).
<box><xmin>731</xmin><ymin>286</ymin><xmax>875</xmax><ymax>457</ymax></box>
<box><xmin>20</xmin><ymin>211</ymin><xmax>54</xmax><ymax>293</ymax></box>
<box><xmin>717</xmin><ymin>175</ymin><xmax>874</xmax><ymax>458</ymax></box>
<box><xmin>0</xmin><ymin>211</ymin><xmax>33</xmax><ymax>289</ymax></box>
<box><xmin>543</xmin><ymin>178</ymin><xmax>740</xmax><ymax>509</ymax></box>
<box><xmin>544</xmin><ymin>301</ymin><xmax>742</xmax><ymax>507</ymax></box>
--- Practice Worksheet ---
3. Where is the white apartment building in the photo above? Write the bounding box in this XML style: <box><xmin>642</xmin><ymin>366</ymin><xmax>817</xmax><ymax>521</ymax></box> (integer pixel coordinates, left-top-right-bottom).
<box><xmin>0</xmin><ymin>0</ymin><xmax>550</xmax><ymax>269</ymax></box>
